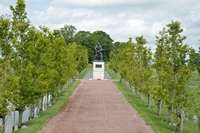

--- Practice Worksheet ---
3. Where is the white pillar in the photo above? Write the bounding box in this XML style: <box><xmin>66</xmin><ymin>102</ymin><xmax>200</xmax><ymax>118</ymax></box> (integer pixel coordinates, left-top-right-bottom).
<box><xmin>93</xmin><ymin>61</ymin><xmax>105</xmax><ymax>80</ymax></box>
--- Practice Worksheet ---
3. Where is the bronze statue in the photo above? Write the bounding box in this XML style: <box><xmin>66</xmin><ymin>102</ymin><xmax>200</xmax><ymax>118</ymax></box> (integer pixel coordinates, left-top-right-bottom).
<box><xmin>95</xmin><ymin>42</ymin><xmax>103</xmax><ymax>61</ymax></box>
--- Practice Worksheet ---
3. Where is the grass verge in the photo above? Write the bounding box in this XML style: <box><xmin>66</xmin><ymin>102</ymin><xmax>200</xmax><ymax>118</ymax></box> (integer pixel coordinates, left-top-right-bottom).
<box><xmin>105</xmin><ymin>63</ymin><xmax>119</xmax><ymax>79</ymax></box>
<box><xmin>14</xmin><ymin>80</ymin><xmax>80</xmax><ymax>133</ymax></box>
<box><xmin>105</xmin><ymin>69</ymin><xmax>119</xmax><ymax>79</ymax></box>
<box><xmin>114</xmin><ymin>81</ymin><xmax>198</xmax><ymax>133</ymax></box>
<box><xmin>78</xmin><ymin>68</ymin><xmax>91</xmax><ymax>79</ymax></box>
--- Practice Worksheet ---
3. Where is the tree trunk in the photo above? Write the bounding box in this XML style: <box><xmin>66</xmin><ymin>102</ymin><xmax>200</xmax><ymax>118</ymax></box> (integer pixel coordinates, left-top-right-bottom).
<box><xmin>39</xmin><ymin>98</ymin><xmax>43</xmax><ymax>112</ymax></box>
<box><xmin>168</xmin><ymin>107</ymin><xmax>171</xmax><ymax>123</ymax></box>
<box><xmin>12</xmin><ymin>109</ymin><xmax>15</xmax><ymax>132</ymax></box>
<box><xmin>50</xmin><ymin>93</ymin><xmax>53</xmax><ymax>104</ymax></box>
<box><xmin>30</xmin><ymin>104</ymin><xmax>35</xmax><ymax>119</ymax></box>
<box><xmin>37</xmin><ymin>100</ymin><xmax>40</xmax><ymax>115</ymax></box>
<box><xmin>126</xmin><ymin>81</ymin><xmax>129</xmax><ymax>88</ymax></box>
<box><xmin>148</xmin><ymin>94</ymin><xmax>151</xmax><ymax>108</ymax></box>
<box><xmin>46</xmin><ymin>93</ymin><xmax>49</xmax><ymax>107</ymax></box>
<box><xmin>198</xmin><ymin>116</ymin><xmax>200</xmax><ymax>133</ymax></box>
<box><xmin>135</xmin><ymin>87</ymin><xmax>138</xmax><ymax>96</ymax></box>
<box><xmin>176</xmin><ymin>104</ymin><xmax>185</xmax><ymax>133</ymax></box>
<box><xmin>180</xmin><ymin>111</ymin><xmax>184</xmax><ymax>133</ymax></box>
<box><xmin>44</xmin><ymin>95</ymin><xmax>47</xmax><ymax>111</ymax></box>
<box><xmin>1</xmin><ymin>115</ymin><xmax>5</xmax><ymax>133</ymax></box>
<box><xmin>168</xmin><ymin>107</ymin><xmax>173</xmax><ymax>124</ymax></box>
<box><xmin>131</xmin><ymin>84</ymin><xmax>134</xmax><ymax>93</ymax></box>
<box><xmin>121</xmin><ymin>78</ymin><xmax>124</xmax><ymax>84</ymax></box>
<box><xmin>28</xmin><ymin>104</ymin><xmax>31</xmax><ymax>120</ymax></box>
<box><xmin>140</xmin><ymin>92</ymin><xmax>145</xmax><ymax>101</ymax></box>
<box><xmin>176</xmin><ymin>110</ymin><xmax>184</xmax><ymax>133</ymax></box>
<box><xmin>58</xmin><ymin>84</ymin><xmax>61</xmax><ymax>94</ymax></box>
<box><xmin>157</xmin><ymin>100</ymin><xmax>162</xmax><ymax>115</ymax></box>
<box><xmin>78</xmin><ymin>71</ymin><xmax>81</xmax><ymax>78</ymax></box>
<box><xmin>18</xmin><ymin>111</ymin><xmax>23</xmax><ymax>128</ymax></box>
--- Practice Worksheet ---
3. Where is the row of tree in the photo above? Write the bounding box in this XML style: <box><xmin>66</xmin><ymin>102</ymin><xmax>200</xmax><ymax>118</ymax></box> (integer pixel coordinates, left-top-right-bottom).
<box><xmin>109</xmin><ymin>20</ymin><xmax>200</xmax><ymax>133</ymax></box>
<box><xmin>0</xmin><ymin>0</ymin><xmax>88</xmax><ymax>132</ymax></box>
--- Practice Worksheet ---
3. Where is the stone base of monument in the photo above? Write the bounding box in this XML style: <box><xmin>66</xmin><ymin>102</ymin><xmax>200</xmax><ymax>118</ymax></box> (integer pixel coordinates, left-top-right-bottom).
<box><xmin>93</xmin><ymin>61</ymin><xmax>104</xmax><ymax>80</ymax></box>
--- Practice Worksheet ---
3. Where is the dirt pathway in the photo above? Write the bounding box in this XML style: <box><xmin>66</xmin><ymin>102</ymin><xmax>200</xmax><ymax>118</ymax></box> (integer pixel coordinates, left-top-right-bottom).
<box><xmin>39</xmin><ymin>79</ymin><xmax>154</xmax><ymax>133</ymax></box>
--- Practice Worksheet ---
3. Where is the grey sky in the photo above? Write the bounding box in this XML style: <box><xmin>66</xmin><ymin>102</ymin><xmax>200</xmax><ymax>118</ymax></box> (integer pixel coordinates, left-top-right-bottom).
<box><xmin>0</xmin><ymin>0</ymin><xmax>199</xmax><ymax>51</ymax></box>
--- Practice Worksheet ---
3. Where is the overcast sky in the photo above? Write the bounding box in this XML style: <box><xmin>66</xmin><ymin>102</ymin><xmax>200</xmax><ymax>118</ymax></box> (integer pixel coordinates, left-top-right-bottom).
<box><xmin>0</xmin><ymin>0</ymin><xmax>200</xmax><ymax>51</ymax></box>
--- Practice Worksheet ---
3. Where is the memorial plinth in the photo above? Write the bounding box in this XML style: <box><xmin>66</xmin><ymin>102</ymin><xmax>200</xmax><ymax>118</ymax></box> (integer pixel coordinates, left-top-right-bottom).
<box><xmin>93</xmin><ymin>61</ymin><xmax>104</xmax><ymax>80</ymax></box>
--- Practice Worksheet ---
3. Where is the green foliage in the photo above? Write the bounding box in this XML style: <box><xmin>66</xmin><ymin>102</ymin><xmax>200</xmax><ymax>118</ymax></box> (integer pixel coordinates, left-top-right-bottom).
<box><xmin>73</xmin><ymin>30</ymin><xmax>114</xmax><ymax>63</ymax></box>
<box><xmin>76</xmin><ymin>45</ymin><xmax>88</xmax><ymax>74</ymax></box>
<box><xmin>14</xmin><ymin>80</ymin><xmax>80</xmax><ymax>133</ymax></box>
<box><xmin>92</xmin><ymin>30</ymin><xmax>113</xmax><ymax>62</ymax></box>
<box><xmin>109</xmin><ymin>37</ymin><xmax>152</xmax><ymax>96</ymax></box>
<box><xmin>0</xmin><ymin>0</ymin><xmax>89</xmax><ymax>132</ymax></box>
<box><xmin>60</xmin><ymin>24</ymin><xmax>77</xmax><ymax>45</ymax></box>
<box><xmin>74</xmin><ymin>31</ymin><xmax>96</xmax><ymax>63</ymax></box>
<box><xmin>109</xmin><ymin>20</ymin><xmax>198</xmax><ymax>132</ymax></box>
<box><xmin>10</xmin><ymin>0</ymin><xmax>32</xmax><ymax>114</ymax></box>
<box><xmin>153</xmin><ymin>20</ymin><xmax>196</xmax><ymax>132</ymax></box>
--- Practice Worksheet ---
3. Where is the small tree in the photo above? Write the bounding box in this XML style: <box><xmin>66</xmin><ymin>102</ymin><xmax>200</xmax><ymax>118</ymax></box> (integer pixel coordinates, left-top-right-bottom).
<box><xmin>10</xmin><ymin>0</ymin><xmax>33</xmax><ymax>128</ymax></box>
<box><xmin>76</xmin><ymin>45</ymin><xmax>88</xmax><ymax>76</ymax></box>
<box><xmin>153</xmin><ymin>28</ymin><xmax>169</xmax><ymax>115</ymax></box>
<box><xmin>0</xmin><ymin>15</ymin><xmax>19</xmax><ymax>133</ymax></box>
<box><xmin>154</xmin><ymin>20</ymin><xmax>195</xmax><ymax>133</ymax></box>
<box><xmin>60</xmin><ymin>24</ymin><xmax>76</xmax><ymax>45</ymax></box>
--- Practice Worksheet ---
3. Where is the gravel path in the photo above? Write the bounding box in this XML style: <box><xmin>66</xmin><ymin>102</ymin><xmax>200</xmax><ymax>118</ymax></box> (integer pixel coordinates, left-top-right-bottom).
<box><xmin>39</xmin><ymin>79</ymin><xmax>154</xmax><ymax>133</ymax></box>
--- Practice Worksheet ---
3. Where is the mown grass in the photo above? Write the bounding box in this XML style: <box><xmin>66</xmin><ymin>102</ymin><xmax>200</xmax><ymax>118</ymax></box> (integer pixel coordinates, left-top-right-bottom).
<box><xmin>14</xmin><ymin>80</ymin><xmax>80</xmax><ymax>133</ymax></box>
<box><xmin>75</xmin><ymin>64</ymin><xmax>93</xmax><ymax>79</ymax></box>
<box><xmin>105</xmin><ymin>63</ymin><xmax>120</xmax><ymax>79</ymax></box>
<box><xmin>105</xmin><ymin>68</ymin><xmax>119</xmax><ymax>79</ymax></box>
<box><xmin>109</xmin><ymin>67</ymin><xmax>198</xmax><ymax>133</ymax></box>
<box><xmin>77</xmin><ymin>68</ymin><xmax>92</xmax><ymax>79</ymax></box>
<box><xmin>114</xmin><ymin>81</ymin><xmax>175</xmax><ymax>133</ymax></box>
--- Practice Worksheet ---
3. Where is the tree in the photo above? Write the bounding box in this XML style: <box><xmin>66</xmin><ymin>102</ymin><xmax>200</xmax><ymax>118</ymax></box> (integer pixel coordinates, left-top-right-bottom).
<box><xmin>92</xmin><ymin>30</ymin><xmax>113</xmax><ymax>62</ymax></box>
<box><xmin>60</xmin><ymin>24</ymin><xmax>76</xmax><ymax>45</ymax></box>
<box><xmin>111</xmin><ymin>41</ymin><xmax>121</xmax><ymax>52</ymax></box>
<box><xmin>0</xmin><ymin>15</ymin><xmax>20</xmax><ymax>133</ymax></box>
<box><xmin>50</xmin><ymin>29</ymin><xmax>71</xmax><ymax>101</ymax></box>
<box><xmin>153</xmin><ymin>28</ymin><xmax>169</xmax><ymax>115</ymax></box>
<box><xmin>154</xmin><ymin>20</ymin><xmax>195</xmax><ymax>133</ymax></box>
<box><xmin>10</xmin><ymin>0</ymin><xmax>32</xmax><ymax>128</ymax></box>
<box><xmin>192</xmin><ymin>40</ymin><xmax>200</xmax><ymax>133</ymax></box>
<box><xmin>109</xmin><ymin>41</ymin><xmax>125</xmax><ymax>73</ymax></box>
<box><xmin>134</xmin><ymin>36</ymin><xmax>150</xmax><ymax>97</ymax></box>
<box><xmin>109</xmin><ymin>37</ymin><xmax>152</xmax><ymax>105</ymax></box>
<box><xmin>74</xmin><ymin>31</ymin><xmax>96</xmax><ymax>63</ymax></box>
<box><xmin>76</xmin><ymin>45</ymin><xmax>88</xmax><ymax>76</ymax></box>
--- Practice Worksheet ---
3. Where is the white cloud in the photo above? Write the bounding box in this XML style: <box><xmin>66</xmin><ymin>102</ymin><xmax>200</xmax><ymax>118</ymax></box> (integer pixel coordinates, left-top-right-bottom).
<box><xmin>51</xmin><ymin>0</ymin><xmax>141</xmax><ymax>7</ymax></box>
<box><xmin>0</xmin><ymin>5</ymin><xmax>11</xmax><ymax>15</ymax></box>
<box><xmin>0</xmin><ymin>0</ymin><xmax>200</xmax><ymax>51</ymax></box>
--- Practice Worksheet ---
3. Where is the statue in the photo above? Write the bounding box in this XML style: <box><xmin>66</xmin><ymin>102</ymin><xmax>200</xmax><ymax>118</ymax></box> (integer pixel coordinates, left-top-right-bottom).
<box><xmin>95</xmin><ymin>42</ymin><xmax>103</xmax><ymax>61</ymax></box>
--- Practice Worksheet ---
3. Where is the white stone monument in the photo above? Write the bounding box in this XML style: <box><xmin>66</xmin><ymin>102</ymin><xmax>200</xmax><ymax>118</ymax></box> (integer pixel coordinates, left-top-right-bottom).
<box><xmin>93</xmin><ymin>61</ymin><xmax>104</xmax><ymax>80</ymax></box>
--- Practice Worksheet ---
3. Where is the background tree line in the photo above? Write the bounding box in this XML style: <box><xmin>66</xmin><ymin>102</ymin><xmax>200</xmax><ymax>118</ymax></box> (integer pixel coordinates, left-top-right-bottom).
<box><xmin>60</xmin><ymin>25</ymin><xmax>113</xmax><ymax>63</ymax></box>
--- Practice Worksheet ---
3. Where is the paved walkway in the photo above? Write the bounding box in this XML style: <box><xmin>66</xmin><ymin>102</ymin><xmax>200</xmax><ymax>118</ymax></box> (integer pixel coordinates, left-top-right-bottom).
<box><xmin>39</xmin><ymin>79</ymin><xmax>154</xmax><ymax>133</ymax></box>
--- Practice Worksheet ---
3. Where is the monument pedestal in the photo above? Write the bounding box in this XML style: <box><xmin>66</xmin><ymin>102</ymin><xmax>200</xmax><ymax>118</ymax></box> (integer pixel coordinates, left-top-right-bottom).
<box><xmin>93</xmin><ymin>61</ymin><xmax>104</xmax><ymax>80</ymax></box>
